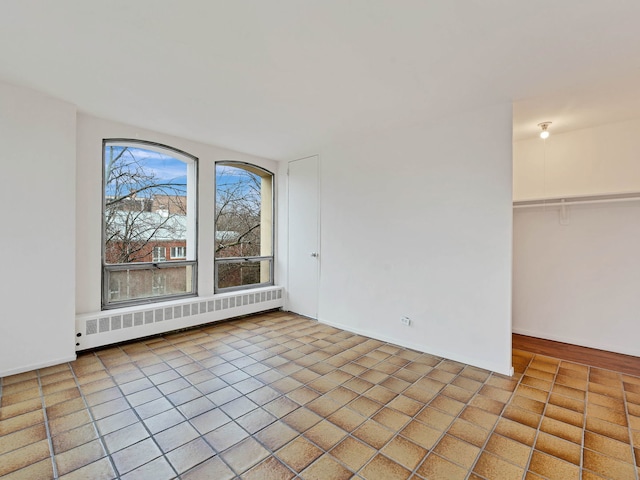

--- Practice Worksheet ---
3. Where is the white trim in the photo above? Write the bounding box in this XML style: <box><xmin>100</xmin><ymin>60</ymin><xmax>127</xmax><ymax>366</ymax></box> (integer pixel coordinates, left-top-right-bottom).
<box><xmin>77</xmin><ymin>286</ymin><xmax>283</xmax><ymax>351</ymax></box>
<box><xmin>320</xmin><ymin>317</ymin><xmax>513</xmax><ymax>376</ymax></box>
<box><xmin>0</xmin><ymin>355</ymin><xmax>77</xmax><ymax>378</ymax></box>
<box><xmin>512</xmin><ymin>327</ymin><xmax>640</xmax><ymax>359</ymax></box>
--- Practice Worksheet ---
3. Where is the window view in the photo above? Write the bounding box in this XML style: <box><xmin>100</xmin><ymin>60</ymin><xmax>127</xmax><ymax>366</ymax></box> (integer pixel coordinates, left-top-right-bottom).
<box><xmin>103</xmin><ymin>140</ymin><xmax>197</xmax><ymax>308</ymax></box>
<box><xmin>215</xmin><ymin>162</ymin><xmax>274</xmax><ymax>291</ymax></box>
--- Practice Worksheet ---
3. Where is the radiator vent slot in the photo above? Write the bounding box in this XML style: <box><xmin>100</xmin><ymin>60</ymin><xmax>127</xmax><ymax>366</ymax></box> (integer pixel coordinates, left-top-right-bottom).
<box><xmin>82</xmin><ymin>288</ymin><xmax>283</xmax><ymax>337</ymax></box>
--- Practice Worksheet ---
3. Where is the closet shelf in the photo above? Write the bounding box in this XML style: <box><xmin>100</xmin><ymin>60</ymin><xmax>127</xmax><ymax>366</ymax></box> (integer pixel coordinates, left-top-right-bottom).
<box><xmin>513</xmin><ymin>191</ymin><xmax>640</xmax><ymax>208</ymax></box>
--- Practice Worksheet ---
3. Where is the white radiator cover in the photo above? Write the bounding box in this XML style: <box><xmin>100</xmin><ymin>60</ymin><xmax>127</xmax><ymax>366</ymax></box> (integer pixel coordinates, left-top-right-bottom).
<box><xmin>75</xmin><ymin>287</ymin><xmax>283</xmax><ymax>350</ymax></box>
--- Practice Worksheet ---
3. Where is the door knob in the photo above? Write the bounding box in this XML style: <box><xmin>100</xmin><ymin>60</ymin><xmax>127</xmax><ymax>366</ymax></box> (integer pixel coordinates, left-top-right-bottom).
<box><xmin>310</xmin><ymin>252</ymin><xmax>319</xmax><ymax>257</ymax></box>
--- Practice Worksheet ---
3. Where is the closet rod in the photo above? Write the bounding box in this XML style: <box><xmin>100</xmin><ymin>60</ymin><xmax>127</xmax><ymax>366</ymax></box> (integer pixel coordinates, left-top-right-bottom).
<box><xmin>513</xmin><ymin>192</ymin><xmax>640</xmax><ymax>209</ymax></box>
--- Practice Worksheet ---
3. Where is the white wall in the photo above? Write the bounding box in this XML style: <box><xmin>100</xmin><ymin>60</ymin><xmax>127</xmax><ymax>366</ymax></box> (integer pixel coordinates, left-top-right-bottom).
<box><xmin>0</xmin><ymin>81</ymin><xmax>77</xmax><ymax>377</ymax></box>
<box><xmin>76</xmin><ymin>114</ymin><xmax>278</xmax><ymax>315</ymax></box>
<box><xmin>513</xmin><ymin>202</ymin><xmax>640</xmax><ymax>356</ymax></box>
<box><xmin>314</xmin><ymin>104</ymin><xmax>514</xmax><ymax>375</ymax></box>
<box><xmin>514</xmin><ymin>117</ymin><xmax>640</xmax><ymax>201</ymax></box>
<box><xmin>513</xmin><ymin>118</ymin><xmax>640</xmax><ymax>356</ymax></box>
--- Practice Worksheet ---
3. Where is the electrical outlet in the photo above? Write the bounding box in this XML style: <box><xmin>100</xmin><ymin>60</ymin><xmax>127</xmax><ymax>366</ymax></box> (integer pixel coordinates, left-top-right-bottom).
<box><xmin>400</xmin><ymin>316</ymin><xmax>411</xmax><ymax>326</ymax></box>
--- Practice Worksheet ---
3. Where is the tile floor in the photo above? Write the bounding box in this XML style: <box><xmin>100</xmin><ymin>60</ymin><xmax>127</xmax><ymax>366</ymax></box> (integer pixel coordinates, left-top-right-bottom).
<box><xmin>1</xmin><ymin>311</ymin><xmax>639</xmax><ymax>479</ymax></box>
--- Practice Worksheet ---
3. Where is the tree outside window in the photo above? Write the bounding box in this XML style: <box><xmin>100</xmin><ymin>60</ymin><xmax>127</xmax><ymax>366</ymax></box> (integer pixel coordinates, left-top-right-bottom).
<box><xmin>215</xmin><ymin>162</ymin><xmax>273</xmax><ymax>291</ymax></box>
<box><xmin>102</xmin><ymin>140</ymin><xmax>197</xmax><ymax>308</ymax></box>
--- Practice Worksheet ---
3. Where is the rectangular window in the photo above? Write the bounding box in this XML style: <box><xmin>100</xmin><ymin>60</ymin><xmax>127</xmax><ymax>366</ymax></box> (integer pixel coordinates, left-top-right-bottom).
<box><xmin>152</xmin><ymin>247</ymin><xmax>166</xmax><ymax>262</ymax></box>
<box><xmin>215</xmin><ymin>162</ymin><xmax>274</xmax><ymax>292</ymax></box>
<box><xmin>103</xmin><ymin>140</ymin><xmax>197</xmax><ymax>309</ymax></box>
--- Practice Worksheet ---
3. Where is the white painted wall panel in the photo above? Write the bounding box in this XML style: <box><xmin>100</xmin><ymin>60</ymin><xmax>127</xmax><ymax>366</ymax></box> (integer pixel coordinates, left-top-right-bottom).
<box><xmin>0</xmin><ymin>81</ymin><xmax>77</xmax><ymax>376</ymax></box>
<box><xmin>514</xmin><ymin>117</ymin><xmax>640</xmax><ymax>201</ymax></box>
<box><xmin>316</xmin><ymin>104</ymin><xmax>514</xmax><ymax>374</ymax></box>
<box><xmin>513</xmin><ymin>202</ymin><xmax>640</xmax><ymax>356</ymax></box>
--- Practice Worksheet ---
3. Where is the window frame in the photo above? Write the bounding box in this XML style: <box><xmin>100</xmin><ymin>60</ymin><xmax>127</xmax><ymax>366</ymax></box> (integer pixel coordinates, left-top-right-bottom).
<box><xmin>214</xmin><ymin>161</ymin><xmax>274</xmax><ymax>293</ymax></box>
<box><xmin>170</xmin><ymin>246</ymin><xmax>186</xmax><ymax>259</ymax></box>
<box><xmin>152</xmin><ymin>246</ymin><xmax>167</xmax><ymax>262</ymax></box>
<box><xmin>102</xmin><ymin>139</ymin><xmax>198</xmax><ymax>309</ymax></box>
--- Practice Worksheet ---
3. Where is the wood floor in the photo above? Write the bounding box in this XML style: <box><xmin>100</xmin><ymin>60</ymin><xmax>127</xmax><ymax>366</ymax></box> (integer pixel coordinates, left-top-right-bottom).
<box><xmin>513</xmin><ymin>333</ymin><xmax>640</xmax><ymax>377</ymax></box>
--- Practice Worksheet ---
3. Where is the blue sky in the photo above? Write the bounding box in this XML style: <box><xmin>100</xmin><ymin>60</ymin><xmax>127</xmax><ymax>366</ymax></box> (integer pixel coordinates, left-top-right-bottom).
<box><xmin>105</xmin><ymin>145</ymin><xmax>262</xmax><ymax>199</ymax></box>
<box><xmin>105</xmin><ymin>145</ymin><xmax>187</xmax><ymax>196</ymax></box>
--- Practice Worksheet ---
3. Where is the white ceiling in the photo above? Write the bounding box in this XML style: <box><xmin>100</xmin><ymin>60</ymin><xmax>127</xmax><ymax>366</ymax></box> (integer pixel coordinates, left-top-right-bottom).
<box><xmin>2</xmin><ymin>1</ymin><xmax>640</xmax><ymax>160</ymax></box>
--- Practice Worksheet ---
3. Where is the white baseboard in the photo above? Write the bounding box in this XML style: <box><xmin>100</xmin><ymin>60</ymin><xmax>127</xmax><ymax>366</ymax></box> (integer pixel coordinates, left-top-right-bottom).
<box><xmin>319</xmin><ymin>317</ymin><xmax>513</xmax><ymax>376</ymax></box>
<box><xmin>1</xmin><ymin>355</ymin><xmax>77</xmax><ymax>378</ymax></box>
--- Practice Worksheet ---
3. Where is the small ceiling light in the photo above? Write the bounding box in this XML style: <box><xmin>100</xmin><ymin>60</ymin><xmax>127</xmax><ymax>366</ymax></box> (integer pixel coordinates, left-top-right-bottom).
<box><xmin>538</xmin><ymin>121</ymin><xmax>552</xmax><ymax>139</ymax></box>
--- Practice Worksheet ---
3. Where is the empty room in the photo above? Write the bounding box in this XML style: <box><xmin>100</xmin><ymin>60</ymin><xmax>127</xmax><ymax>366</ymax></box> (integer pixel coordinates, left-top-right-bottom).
<box><xmin>1</xmin><ymin>2</ymin><xmax>639</xmax><ymax>479</ymax></box>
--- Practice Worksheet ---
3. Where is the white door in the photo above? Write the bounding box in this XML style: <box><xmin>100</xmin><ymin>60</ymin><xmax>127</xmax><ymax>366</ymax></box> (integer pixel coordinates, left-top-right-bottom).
<box><xmin>287</xmin><ymin>155</ymin><xmax>320</xmax><ymax>319</ymax></box>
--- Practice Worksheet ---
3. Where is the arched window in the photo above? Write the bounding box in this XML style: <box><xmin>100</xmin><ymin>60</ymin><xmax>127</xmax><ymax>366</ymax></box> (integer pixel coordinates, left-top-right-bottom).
<box><xmin>215</xmin><ymin>162</ymin><xmax>274</xmax><ymax>291</ymax></box>
<box><xmin>102</xmin><ymin>139</ymin><xmax>197</xmax><ymax>308</ymax></box>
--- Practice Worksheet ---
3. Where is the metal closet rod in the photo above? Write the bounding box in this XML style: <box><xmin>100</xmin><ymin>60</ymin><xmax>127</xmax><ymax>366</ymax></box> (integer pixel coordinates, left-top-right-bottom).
<box><xmin>513</xmin><ymin>191</ymin><xmax>640</xmax><ymax>208</ymax></box>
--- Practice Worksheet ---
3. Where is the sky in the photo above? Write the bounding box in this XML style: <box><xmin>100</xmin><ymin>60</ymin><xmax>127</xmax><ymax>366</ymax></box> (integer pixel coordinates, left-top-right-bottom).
<box><xmin>105</xmin><ymin>145</ymin><xmax>188</xmax><ymax>197</ymax></box>
<box><xmin>104</xmin><ymin>145</ymin><xmax>262</xmax><ymax>200</ymax></box>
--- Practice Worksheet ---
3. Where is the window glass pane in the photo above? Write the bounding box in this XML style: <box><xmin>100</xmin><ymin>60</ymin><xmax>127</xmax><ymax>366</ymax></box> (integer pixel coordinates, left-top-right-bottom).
<box><xmin>108</xmin><ymin>265</ymin><xmax>194</xmax><ymax>303</ymax></box>
<box><xmin>104</xmin><ymin>145</ymin><xmax>188</xmax><ymax>264</ymax></box>
<box><xmin>217</xmin><ymin>260</ymin><xmax>271</xmax><ymax>290</ymax></box>
<box><xmin>214</xmin><ymin>162</ymin><xmax>273</xmax><ymax>292</ymax></box>
<box><xmin>102</xmin><ymin>140</ymin><xmax>197</xmax><ymax>308</ymax></box>
<box><xmin>215</xmin><ymin>164</ymin><xmax>271</xmax><ymax>258</ymax></box>
<box><xmin>170</xmin><ymin>246</ymin><xmax>186</xmax><ymax>259</ymax></box>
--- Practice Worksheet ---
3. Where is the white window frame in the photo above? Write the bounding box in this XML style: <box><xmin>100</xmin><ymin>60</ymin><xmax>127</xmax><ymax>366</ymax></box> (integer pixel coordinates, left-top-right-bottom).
<box><xmin>102</xmin><ymin>139</ymin><xmax>198</xmax><ymax>309</ymax></box>
<box><xmin>214</xmin><ymin>161</ymin><xmax>274</xmax><ymax>293</ymax></box>
<box><xmin>152</xmin><ymin>246</ymin><xmax>167</xmax><ymax>262</ymax></box>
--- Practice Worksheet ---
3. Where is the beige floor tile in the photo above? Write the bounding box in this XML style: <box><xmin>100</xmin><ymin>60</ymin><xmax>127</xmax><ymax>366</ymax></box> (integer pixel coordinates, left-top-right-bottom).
<box><xmin>55</xmin><ymin>439</ymin><xmax>106</xmax><ymax>476</ymax></box>
<box><xmin>473</xmin><ymin>451</ymin><xmax>525</xmax><ymax>480</ymax></box>
<box><xmin>276</xmin><ymin>437</ymin><xmax>322</xmax><ymax>473</ymax></box>
<box><xmin>583</xmin><ymin>449</ymin><xmax>637</xmax><ymax>480</ymax></box>
<box><xmin>58</xmin><ymin>457</ymin><xmax>116</xmax><ymax>480</ymax></box>
<box><xmin>433</xmin><ymin>434</ymin><xmax>481</xmax><ymax>469</ymax></box>
<box><xmin>0</xmin><ymin>423</ymin><xmax>47</xmax><ymax>455</ymax></box>
<box><xmin>535</xmin><ymin>431</ymin><xmax>581</xmax><ymax>465</ymax></box>
<box><xmin>400</xmin><ymin>420</ymin><xmax>442</xmax><ymax>449</ymax></box>
<box><xmin>0</xmin><ymin>439</ymin><xmax>50</xmax><ymax>476</ymax></box>
<box><xmin>303</xmin><ymin>420</ymin><xmax>347</xmax><ymax>450</ymax></box>
<box><xmin>381</xmin><ymin>435</ymin><xmax>427</xmax><ymax>470</ymax></box>
<box><xmin>220</xmin><ymin>437</ymin><xmax>268</xmax><ymax>474</ymax></box>
<box><xmin>528</xmin><ymin>450</ymin><xmax>580</xmax><ymax>480</ymax></box>
<box><xmin>352</xmin><ymin>419</ymin><xmax>394</xmax><ymax>449</ymax></box>
<box><xmin>0</xmin><ymin>458</ymin><xmax>54</xmax><ymax>480</ymax></box>
<box><xmin>3</xmin><ymin>311</ymin><xmax>640</xmax><ymax>480</ymax></box>
<box><xmin>242</xmin><ymin>456</ymin><xmax>295</xmax><ymax>480</ymax></box>
<box><xmin>329</xmin><ymin>437</ymin><xmax>375</xmax><ymax>471</ymax></box>
<box><xmin>299</xmin><ymin>454</ymin><xmax>351</xmax><ymax>480</ymax></box>
<box><xmin>416</xmin><ymin>453</ymin><xmax>468</xmax><ymax>480</ymax></box>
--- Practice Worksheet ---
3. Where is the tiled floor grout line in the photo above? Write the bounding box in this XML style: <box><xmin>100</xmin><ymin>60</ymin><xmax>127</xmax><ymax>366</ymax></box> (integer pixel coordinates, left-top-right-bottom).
<box><xmin>130</xmin><ymin>339</ymin><xmax>245</xmax><ymax>477</ymax></box>
<box><xmin>154</xmin><ymin>314</ymin><xmax>355</xmax><ymax>476</ymax></box>
<box><xmin>260</xmin><ymin>330</ymin><xmax>444</xmax><ymax>477</ymax></box>
<box><xmin>581</xmin><ymin>363</ymin><xmax>590</xmax><ymax>479</ymax></box>
<box><xmin>620</xmin><ymin>374</ymin><xmax>640</xmax><ymax>480</ymax></box>
<box><xmin>66</xmin><ymin>355</ymin><xmax>123</xmax><ymax>480</ymax></box>
<box><xmin>182</xmin><ymin>330</ymin><xmax>303</xmax><ymax>478</ymax></box>
<box><xmin>347</xmin><ymin>358</ymin><xmax>442</xmax><ymax>478</ymax></box>
<box><xmin>519</xmin><ymin>354</ymin><xmax>561</xmax><ymax>480</ymax></box>
<box><xmin>460</xmin><ymin>369</ymin><xmax>523</xmax><ymax>480</ymax></box>
<box><xmin>36</xmin><ymin>370</ymin><xmax>60</xmax><ymax>479</ymax></box>
<box><xmin>90</xmin><ymin>347</ymin><xmax>183</xmax><ymax>479</ymax></box>
<box><xmin>405</xmin><ymin>359</ymin><xmax>480</xmax><ymax>479</ymax></box>
<box><xmin>2</xmin><ymin>313</ymin><xmax>639</xmax><ymax>479</ymax></box>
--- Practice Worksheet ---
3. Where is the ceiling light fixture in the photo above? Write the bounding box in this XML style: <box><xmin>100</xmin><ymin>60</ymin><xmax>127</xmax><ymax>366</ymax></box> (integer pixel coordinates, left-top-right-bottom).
<box><xmin>538</xmin><ymin>121</ymin><xmax>552</xmax><ymax>139</ymax></box>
